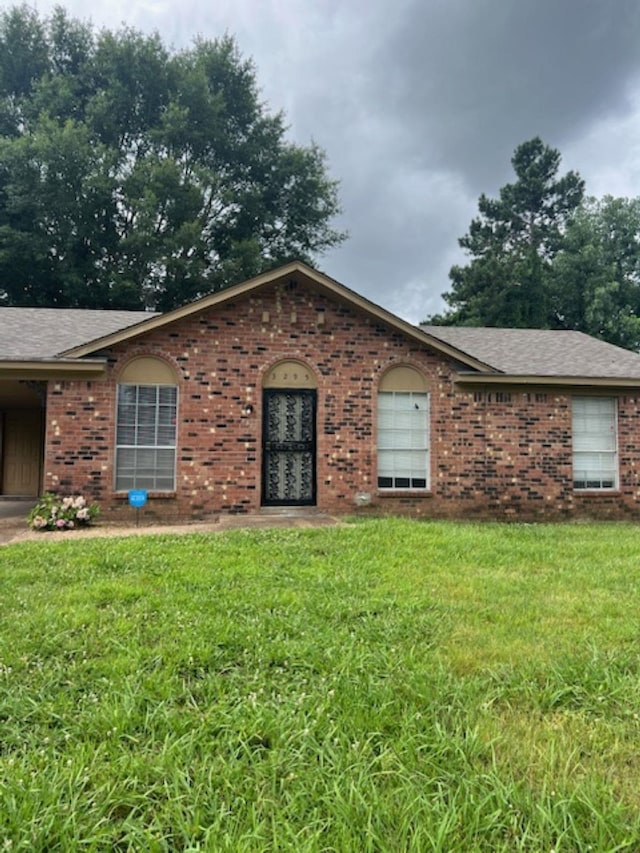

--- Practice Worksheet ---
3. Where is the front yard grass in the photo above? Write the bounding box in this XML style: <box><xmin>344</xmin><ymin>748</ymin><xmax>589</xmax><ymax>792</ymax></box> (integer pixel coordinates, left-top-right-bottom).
<box><xmin>2</xmin><ymin>518</ymin><xmax>640</xmax><ymax>851</ymax></box>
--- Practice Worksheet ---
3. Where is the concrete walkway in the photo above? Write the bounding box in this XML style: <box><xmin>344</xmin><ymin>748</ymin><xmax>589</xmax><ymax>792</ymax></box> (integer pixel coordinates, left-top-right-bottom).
<box><xmin>0</xmin><ymin>499</ymin><xmax>36</xmax><ymax>519</ymax></box>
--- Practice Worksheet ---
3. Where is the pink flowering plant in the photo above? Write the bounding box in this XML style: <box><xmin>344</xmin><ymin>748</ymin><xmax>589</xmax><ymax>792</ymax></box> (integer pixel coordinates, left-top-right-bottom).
<box><xmin>27</xmin><ymin>493</ymin><xmax>100</xmax><ymax>531</ymax></box>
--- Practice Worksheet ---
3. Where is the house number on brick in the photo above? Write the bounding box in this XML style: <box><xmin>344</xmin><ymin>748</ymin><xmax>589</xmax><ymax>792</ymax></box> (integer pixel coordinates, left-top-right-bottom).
<box><xmin>270</xmin><ymin>368</ymin><xmax>310</xmax><ymax>384</ymax></box>
<box><xmin>264</xmin><ymin>360</ymin><xmax>318</xmax><ymax>391</ymax></box>
<box><xmin>272</xmin><ymin>371</ymin><xmax>308</xmax><ymax>382</ymax></box>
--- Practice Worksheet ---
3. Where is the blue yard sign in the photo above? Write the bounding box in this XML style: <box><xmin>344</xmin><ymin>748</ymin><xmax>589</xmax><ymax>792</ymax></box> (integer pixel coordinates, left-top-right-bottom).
<box><xmin>128</xmin><ymin>489</ymin><xmax>148</xmax><ymax>508</ymax></box>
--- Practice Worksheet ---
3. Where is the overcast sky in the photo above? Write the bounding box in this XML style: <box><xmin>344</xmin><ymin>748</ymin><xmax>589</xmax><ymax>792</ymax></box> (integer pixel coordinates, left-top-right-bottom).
<box><xmin>7</xmin><ymin>0</ymin><xmax>640</xmax><ymax>321</ymax></box>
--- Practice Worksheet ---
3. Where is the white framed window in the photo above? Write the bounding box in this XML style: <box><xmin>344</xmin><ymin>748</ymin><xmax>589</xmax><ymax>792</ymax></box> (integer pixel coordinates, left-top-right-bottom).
<box><xmin>115</xmin><ymin>384</ymin><xmax>177</xmax><ymax>491</ymax></box>
<box><xmin>572</xmin><ymin>396</ymin><xmax>618</xmax><ymax>490</ymax></box>
<box><xmin>377</xmin><ymin>389</ymin><xmax>430</xmax><ymax>490</ymax></box>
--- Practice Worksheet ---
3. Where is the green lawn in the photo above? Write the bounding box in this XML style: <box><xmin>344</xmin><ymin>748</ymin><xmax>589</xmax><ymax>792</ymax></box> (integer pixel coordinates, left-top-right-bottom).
<box><xmin>2</xmin><ymin>519</ymin><xmax>640</xmax><ymax>851</ymax></box>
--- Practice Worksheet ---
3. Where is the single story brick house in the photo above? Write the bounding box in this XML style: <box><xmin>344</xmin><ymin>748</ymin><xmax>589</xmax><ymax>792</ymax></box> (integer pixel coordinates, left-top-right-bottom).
<box><xmin>2</xmin><ymin>260</ymin><xmax>640</xmax><ymax>521</ymax></box>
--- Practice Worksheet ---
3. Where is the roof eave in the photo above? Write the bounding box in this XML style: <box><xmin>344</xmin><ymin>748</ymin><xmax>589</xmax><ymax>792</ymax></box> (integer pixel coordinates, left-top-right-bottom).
<box><xmin>455</xmin><ymin>372</ymin><xmax>640</xmax><ymax>388</ymax></box>
<box><xmin>0</xmin><ymin>359</ymin><xmax>107</xmax><ymax>380</ymax></box>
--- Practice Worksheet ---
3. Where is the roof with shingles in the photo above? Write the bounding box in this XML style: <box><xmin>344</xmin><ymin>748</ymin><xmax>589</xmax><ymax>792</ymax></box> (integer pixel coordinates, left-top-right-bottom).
<box><xmin>421</xmin><ymin>326</ymin><xmax>640</xmax><ymax>379</ymax></box>
<box><xmin>0</xmin><ymin>307</ymin><xmax>156</xmax><ymax>359</ymax></box>
<box><xmin>2</xmin><ymin>263</ymin><xmax>640</xmax><ymax>382</ymax></box>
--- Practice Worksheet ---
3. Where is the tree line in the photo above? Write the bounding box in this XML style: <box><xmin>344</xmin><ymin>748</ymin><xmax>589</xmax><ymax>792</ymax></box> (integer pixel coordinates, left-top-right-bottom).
<box><xmin>428</xmin><ymin>137</ymin><xmax>640</xmax><ymax>351</ymax></box>
<box><xmin>0</xmin><ymin>5</ymin><xmax>345</xmax><ymax>311</ymax></box>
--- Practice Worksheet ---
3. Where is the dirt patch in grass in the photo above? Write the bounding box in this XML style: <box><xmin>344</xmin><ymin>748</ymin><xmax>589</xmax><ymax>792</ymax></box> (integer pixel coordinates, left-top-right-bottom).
<box><xmin>0</xmin><ymin>512</ymin><xmax>344</xmax><ymax>546</ymax></box>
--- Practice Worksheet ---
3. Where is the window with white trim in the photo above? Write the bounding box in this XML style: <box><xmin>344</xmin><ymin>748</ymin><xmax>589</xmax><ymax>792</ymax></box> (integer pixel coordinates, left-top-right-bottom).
<box><xmin>115</xmin><ymin>384</ymin><xmax>177</xmax><ymax>491</ymax></box>
<box><xmin>572</xmin><ymin>396</ymin><xmax>618</xmax><ymax>490</ymax></box>
<box><xmin>377</xmin><ymin>366</ymin><xmax>430</xmax><ymax>490</ymax></box>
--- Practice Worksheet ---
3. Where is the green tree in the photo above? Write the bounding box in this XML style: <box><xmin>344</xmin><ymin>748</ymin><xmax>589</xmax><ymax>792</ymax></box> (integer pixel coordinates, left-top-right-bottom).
<box><xmin>548</xmin><ymin>196</ymin><xmax>640</xmax><ymax>350</ymax></box>
<box><xmin>429</xmin><ymin>137</ymin><xmax>584</xmax><ymax>327</ymax></box>
<box><xmin>0</xmin><ymin>5</ymin><xmax>345</xmax><ymax>310</ymax></box>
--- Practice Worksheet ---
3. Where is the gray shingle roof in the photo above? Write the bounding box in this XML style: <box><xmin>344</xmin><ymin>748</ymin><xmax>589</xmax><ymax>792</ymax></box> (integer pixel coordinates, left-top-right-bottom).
<box><xmin>0</xmin><ymin>307</ymin><xmax>156</xmax><ymax>359</ymax></box>
<box><xmin>3</xmin><ymin>299</ymin><xmax>640</xmax><ymax>382</ymax></box>
<box><xmin>421</xmin><ymin>326</ymin><xmax>640</xmax><ymax>379</ymax></box>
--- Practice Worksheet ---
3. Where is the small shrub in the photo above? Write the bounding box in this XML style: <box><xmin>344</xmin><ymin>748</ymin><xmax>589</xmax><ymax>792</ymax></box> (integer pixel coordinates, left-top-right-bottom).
<box><xmin>27</xmin><ymin>493</ymin><xmax>100</xmax><ymax>531</ymax></box>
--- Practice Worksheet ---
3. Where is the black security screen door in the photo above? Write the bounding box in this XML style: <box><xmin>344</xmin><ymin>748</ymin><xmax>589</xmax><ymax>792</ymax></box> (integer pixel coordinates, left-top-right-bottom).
<box><xmin>262</xmin><ymin>389</ymin><xmax>317</xmax><ymax>506</ymax></box>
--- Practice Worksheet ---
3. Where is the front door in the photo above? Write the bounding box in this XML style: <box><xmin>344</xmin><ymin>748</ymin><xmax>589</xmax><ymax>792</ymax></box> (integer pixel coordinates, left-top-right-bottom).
<box><xmin>262</xmin><ymin>389</ymin><xmax>316</xmax><ymax>506</ymax></box>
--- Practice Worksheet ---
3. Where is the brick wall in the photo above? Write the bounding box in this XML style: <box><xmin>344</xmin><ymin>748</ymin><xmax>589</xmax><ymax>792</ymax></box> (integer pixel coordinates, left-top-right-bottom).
<box><xmin>43</xmin><ymin>279</ymin><xmax>640</xmax><ymax>521</ymax></box>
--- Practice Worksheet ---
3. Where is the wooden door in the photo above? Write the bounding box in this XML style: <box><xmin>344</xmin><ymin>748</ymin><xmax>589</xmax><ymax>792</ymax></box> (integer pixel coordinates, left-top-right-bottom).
<box><xmin>2</xmin><ymin>410</ymin><xmax>43</xmax><ymax>496</ymax></box>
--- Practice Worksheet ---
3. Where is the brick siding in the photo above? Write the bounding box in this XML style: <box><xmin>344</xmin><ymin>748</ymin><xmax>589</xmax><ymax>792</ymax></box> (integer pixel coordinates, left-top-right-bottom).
<box><xmin>43</xmin><ymin>279</ymin><xmax>640</xmax><ymax>521</ymax></box>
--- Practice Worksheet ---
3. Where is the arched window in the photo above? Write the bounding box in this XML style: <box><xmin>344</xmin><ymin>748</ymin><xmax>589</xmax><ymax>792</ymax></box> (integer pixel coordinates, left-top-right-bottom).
<box><xmin>115</xmin><ymin>357</ymin><xmax>178</xmax><ymax>492</ymax></box>
<box><xmin>377</xmin><ymin>366</ymin><xmax>430</xmax><ymax>490</ymax></box>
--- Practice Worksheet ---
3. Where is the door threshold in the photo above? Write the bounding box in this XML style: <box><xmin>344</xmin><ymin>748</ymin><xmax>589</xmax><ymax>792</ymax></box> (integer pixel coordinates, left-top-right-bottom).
<box><xmin>0</xmin><ymin>495</ymin><xmax>38</xmax><ymax>501</ymax></box>
<box><xmin>260</xmin><ymin>506</ymin><xmax>322</xmax><ymax>516</ymax></box>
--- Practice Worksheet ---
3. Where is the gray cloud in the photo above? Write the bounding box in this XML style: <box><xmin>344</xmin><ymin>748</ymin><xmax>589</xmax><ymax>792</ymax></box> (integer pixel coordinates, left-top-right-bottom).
<box><xmin>374</xmin><ymin>0</ymin><xmax>640</xmax><ymax>190</ymax></box>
